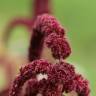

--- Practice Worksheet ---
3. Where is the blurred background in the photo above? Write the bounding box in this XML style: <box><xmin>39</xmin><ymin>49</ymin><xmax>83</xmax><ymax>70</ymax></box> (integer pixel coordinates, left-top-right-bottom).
<box><xmin>0</xmin><ymin>0</ymin><xmax>96</xmax><ymax>96</ymax></box>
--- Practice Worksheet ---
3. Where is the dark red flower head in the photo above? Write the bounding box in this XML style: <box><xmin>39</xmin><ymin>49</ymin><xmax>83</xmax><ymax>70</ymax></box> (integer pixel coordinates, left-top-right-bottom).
<box><xmin>33</xmin><ymin>14</ymin><xmax>65</xmax><ymax>36</ymax></box>
<box><xmin>9</xmin><ymin>60</ymin><xmax>90</xmax><ymax>96</ymax></box>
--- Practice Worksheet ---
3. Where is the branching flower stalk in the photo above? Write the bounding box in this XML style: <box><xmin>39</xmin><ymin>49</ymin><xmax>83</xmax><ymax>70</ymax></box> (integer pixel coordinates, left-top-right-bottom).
<box><xmin>9</xmin><ymin>14</ymin><xmax>90</xmax><ymax>96</ymax></box>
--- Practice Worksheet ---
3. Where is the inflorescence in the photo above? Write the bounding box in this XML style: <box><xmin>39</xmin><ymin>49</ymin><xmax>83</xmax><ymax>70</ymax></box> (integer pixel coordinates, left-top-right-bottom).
<box><xmin>9</xmin><ymin>14</ymin><xmax>90</xmax><ymax>96</ymax></box>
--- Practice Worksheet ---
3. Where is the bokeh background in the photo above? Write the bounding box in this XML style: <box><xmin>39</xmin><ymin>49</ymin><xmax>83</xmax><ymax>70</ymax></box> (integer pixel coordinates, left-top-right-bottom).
<box><xmin>0</xmin><ymin>0</ymin><xmax>96</xmax><ymax>96</ymax></box>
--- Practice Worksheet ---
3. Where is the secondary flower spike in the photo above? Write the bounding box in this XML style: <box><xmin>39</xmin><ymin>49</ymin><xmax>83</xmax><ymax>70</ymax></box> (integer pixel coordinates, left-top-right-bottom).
<box><xmin>9</xmin><ymin>14</ymin><xmax>90</xmax><ymax>96</ymax></box>
<box><xmin>29</xmin><ymin>14</ymin><xmax>71</xmax><ymax>61</ymax></box>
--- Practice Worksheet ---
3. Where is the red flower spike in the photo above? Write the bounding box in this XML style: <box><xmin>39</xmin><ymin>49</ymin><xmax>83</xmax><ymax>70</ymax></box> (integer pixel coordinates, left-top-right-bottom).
<box><xmin>45</xmin><ymin>33</ymin><xmax>71</xmax><ymax>59</ymax></box>
<box><xmin>33</xmin><ymin>14</ymin><xmax>65</xmax><ymax>36</ymax></box>
<box><xmin>29</xmin><ymin>14</ymin><xmax>67</xmax><ymax>61</ymax></box>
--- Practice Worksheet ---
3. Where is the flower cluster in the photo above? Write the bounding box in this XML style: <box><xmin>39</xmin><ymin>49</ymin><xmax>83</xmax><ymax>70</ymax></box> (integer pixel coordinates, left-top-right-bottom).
<box><xmin>32</xmin><ymin>14</ymin><xmax>71</xmax><ymax>59</ymax></box>
<box><xmin>9</xmin><ymin>14</ymin><xmax>90</xmax><ymax>96</ymax></box>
